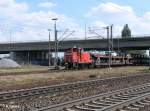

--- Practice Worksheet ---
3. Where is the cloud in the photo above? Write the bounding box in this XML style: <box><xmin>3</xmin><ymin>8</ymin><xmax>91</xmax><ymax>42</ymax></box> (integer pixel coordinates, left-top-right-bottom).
<box><xmin>0</xmin><ymin>0</ymin><xmax>28</xmax><ymax>14</ymax></box>
<box><xmin>0</xmin><ymin>0</ymin><xmax>84</xmax><ymax>42</ymax></box>
<box><xmin>2</xmin><ymin>1</ymin><xmax>150</xmax><ymax>42</ymax></box>
<box><xmin>38</xmin><ymin>2</ymin><xmax>57</xmax><ymax>8</ymax></box>
<box><xmin>87</xmin><ymin>2</ymin><xmax>133</xmax><ymax>17</ymax></box>
<box><xmin>87</xmin><ymin>2</ymin><xmax>150</xmax><ymax>36</ymax></box>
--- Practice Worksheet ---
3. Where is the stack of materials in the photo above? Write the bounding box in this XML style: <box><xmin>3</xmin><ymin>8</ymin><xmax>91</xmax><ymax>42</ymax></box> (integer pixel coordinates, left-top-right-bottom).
<box><xmin>0</xmin><ymin>58</ymin><xmax>20</xmax><ymax>68</ymax></box>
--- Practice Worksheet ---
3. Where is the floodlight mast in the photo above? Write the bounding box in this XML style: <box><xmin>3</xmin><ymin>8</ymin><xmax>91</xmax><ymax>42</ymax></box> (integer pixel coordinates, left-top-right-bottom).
<box><xmin>52</xmin><ymin>18</ymin><xmax>59</xmax><ymax>69</ymax></box>
<box><xmin>48</xmin><ymin>29</ymin><xmax>51</xmax><ymax>69</ymax></box>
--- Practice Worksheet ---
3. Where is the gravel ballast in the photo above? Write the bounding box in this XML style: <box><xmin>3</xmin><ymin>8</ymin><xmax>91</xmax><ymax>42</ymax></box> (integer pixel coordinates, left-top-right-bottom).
<box><xmin>0</xmin><ymin>58</ymin><xmax>20</xmax><ymax>68</ymax></box>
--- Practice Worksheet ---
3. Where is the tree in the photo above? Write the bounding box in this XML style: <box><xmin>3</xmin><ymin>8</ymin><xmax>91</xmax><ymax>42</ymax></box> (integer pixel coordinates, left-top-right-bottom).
<box><xmin>121</xmin><ymin>24</ymin><xmax>131</xmax><ymax>38</ymax></box>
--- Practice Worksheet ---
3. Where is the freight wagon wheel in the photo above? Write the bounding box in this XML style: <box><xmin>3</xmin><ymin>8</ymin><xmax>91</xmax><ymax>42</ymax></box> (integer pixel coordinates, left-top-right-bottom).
<box><xmin>87</xmin><ymin>64</ymin><xmax>90</xmax><ymax>69</ymax></box>
<box><xmin>78</xmin><ymin>64</ymin><xmax>83</xmax><ymax>70</ymax></box>
<box><xmin>88</xmin><ymin>62</ymin><xmax>95</xmax><ymax>69</ymax></box>
<box><xmin>73</xmin><ymin>62</ymin><xmax>78</xmax><ymax>69</ymax></box>
<box><xmin>68</xmin><ymin>63</ymin><xmax>73</xmax><ymax>69</ymax></box>
<box><xmin>65</xmin><ymin>63</ymin><xmax>69</xmax><ymax>69</ymax></box>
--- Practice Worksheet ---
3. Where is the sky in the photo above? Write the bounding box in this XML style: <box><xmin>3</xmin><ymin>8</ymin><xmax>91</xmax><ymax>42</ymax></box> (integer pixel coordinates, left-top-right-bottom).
<box><xmin>1</xmin><ymin>0</ymin><xmax>150</xmax><ymax>42</ymax></box>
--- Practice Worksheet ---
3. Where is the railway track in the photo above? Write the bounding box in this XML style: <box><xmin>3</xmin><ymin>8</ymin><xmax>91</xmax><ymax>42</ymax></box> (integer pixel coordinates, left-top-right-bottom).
<box><xmin>1</xmin><ymin>73</ymin><xmax>150</xmax><ymax>104</ymax></box>
<box><xmin>35</xmin><ymin>83</ymin><xmax>150</xmax><ymax>111</ymax></box>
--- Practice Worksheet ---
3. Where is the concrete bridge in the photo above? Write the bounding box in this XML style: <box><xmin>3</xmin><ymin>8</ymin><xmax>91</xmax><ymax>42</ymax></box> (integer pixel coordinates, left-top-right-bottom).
<box><xmin>0</xmin><ymin>36</ymin><xmax>149</xmax><ymax>64</ymax></box>
<box><xmin>0</xmin><ymin>36</ymin><xmax>150</xmax><ymax>53</ymax></box>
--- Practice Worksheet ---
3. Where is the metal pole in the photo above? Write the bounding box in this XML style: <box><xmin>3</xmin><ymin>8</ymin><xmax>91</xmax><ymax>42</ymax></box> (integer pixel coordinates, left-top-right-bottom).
<box><xmin>110</xmin><ymin>24</ymin><xmax>113</xmax><ymax>51</ymax></box>
<box><xmin>48</xmin><ymin>29</ymin><xmax>51</xmax><ymax>69</ymax></box>
<box><xmin>110</xmin><ymin>25</ymin><xmax>113</xmax><ymax>66</ymax></box>
<box><xmin>118</xmin><ymin>37</ymin><xmax>119</xmax><ymax>55</ymax></box>
<box><xmin>10</xmin><ymin>29</ymin><xmax>12</xmax><ymax>43</ymax></box>
<box><xmin>85</xmin><ymin>23</ymin><xmax>87</xmax><ymax>40</ymax></box>
<box><xmin>56</xmin><ymin>30</ymin><xmax>59</xmax><ymax>68</ymax></box>
<box><xmin>54</xmin><ymin>20</ymin><xmax>57</xmax><ymax>69</ymax></box>
<box><xmin>52</xmin><ymin>18</ymin><xmax>58</xmax><ymax>69</ymax></box>
<box><xmin>107</xmin><ymin>26</ymin><xmax>111</xmax><ymax>69</ymax></box>
<box><xmin>28</xmin><ymin>51</ymin><xmax>30</xmax><ymax>64</ymax></box>
<box><xmin>149</xmin><ymin>48</ymin><xmax>150</xmax><ymax>70</ymax></box>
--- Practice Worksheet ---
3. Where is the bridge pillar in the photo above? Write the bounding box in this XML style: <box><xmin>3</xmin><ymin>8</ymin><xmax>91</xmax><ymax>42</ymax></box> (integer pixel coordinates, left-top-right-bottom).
<box><xmin>12</xmin><ymin>51</ymin><xmax>49</xmax><ymax>65</ymax></box>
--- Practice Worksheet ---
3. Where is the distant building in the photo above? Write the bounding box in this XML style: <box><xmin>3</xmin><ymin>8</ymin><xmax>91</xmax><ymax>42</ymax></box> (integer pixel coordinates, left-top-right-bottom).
<box><xmin>121</xmin><ymin>24</ymin><xmax>131</xmax><ymax>38</ymax></box>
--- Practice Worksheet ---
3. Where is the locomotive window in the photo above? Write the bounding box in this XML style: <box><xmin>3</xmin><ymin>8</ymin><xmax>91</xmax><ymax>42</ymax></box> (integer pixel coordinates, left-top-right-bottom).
<box><xmin>73</xmin><ymin>48</ymin><xmax>78</xmax><ymax>52</ymax></box>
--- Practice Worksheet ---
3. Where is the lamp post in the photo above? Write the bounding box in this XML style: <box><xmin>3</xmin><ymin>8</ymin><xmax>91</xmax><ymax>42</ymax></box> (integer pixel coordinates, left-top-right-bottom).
<box><xmin>52</xmin><ymin>18</ymin><xmax>58</xmax><ymax>69</ymax></box>
<box><xmin>110</xmin><ymin>24</ymin><xmax>113</xmax><ymax>51</ymax></box>
<box><xmin>85</xmin><ymin>23</ymin><xmax>87</xmax><ymax>40</ymax></box>
<box><xmin>106</xmin><ymin>26</ymin><xmax>111</xmax><ymax>69</ymax></box>
<box><xmin>48</xmin><ymin>29</ymin><xmax>51</xmax><ymax>69</ymax></box>
<box><xmin>110</xmin><ymin>24</ymin><xmax>113</xmax><ymax>66</ymax></box>
<box><xmin>117</xmin><ymin>37</ymin><xmax>120</xmax><ymax>55</ymax></box>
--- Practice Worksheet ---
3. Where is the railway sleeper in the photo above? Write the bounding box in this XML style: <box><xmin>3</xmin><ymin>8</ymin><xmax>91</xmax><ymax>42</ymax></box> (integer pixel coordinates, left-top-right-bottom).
<box><xmin>136</xmin><ymin>101</ymin><xmax>149</xmax><ymax>105</ymax></box>
<box><xmin>118</xmin><ymin>99</ymin><xmax>150</xmax><ymax>111</ymax></box>
<box><xmin>112</xmin><ymin>96</ymin><xmax>130</xmax><ymax>101</ymax></box>
<box><xmin>115</xmin><ymin>94</ymin><xmax>135</xmax><ymax>98</ymax></box>
<box><xmin>118</xmin><ymin>94</ymin><xmax>137</xmax><ymax>98</ymax></box>
<box><xmin>73</xmin><ymin>105</ymin><xmax>96</xmax><ymax>111</ymax></box>
<box><xmin>104</xmin><ymin>98</ymin><xmax>123</xmax><ymax>103</ymax></box>
<box><xmin>97</xmin><ymin>99</ymin><xmax>116</xmax><ymax>104</ymax></box>
<box><xmin>91</xmin><ymin>101</ymin><xmax>111</xmax><ymax>106</ymax></box>
<box><xmin>83</xmin><ymin>103</ymin><xmax>103</xmax><ymax>109</ymax></box>
<box><xmin>64</xmin><ymin>108</ymin><xmax>78</xmax><ymax>111</ymax></box>
<box><xmin>116</xmin><ymin>109</ymin><xmax>128</xmax><ymax>111</ymax></box>
<box><xmin>123</xmin><ymin>106</ymin><xmax>140</xmax><ymax>111</ymax></box>
<box><xmin>130</xmin><ymin>103</ymin><xmax>145</xmax><ymax>108</ymax></box>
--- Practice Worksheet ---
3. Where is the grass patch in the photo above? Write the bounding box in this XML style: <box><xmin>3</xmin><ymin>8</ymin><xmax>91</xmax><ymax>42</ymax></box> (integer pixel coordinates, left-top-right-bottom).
<box><xmin>0</xmin><ymin>65</ymin><xmax>48</xmax><ymax>73</ymax></box>
<box><xmin>0</xmin><ymin>66</ymin><xmax>150</xmax><ymax>91</ymax></box>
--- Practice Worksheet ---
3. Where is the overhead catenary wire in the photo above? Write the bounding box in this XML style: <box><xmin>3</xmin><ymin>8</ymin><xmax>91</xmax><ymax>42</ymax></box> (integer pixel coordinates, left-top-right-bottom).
<box><xmin>58</xmin><ymin>30</ymin><xmax>75</xmax><ymax>42</ymax></box>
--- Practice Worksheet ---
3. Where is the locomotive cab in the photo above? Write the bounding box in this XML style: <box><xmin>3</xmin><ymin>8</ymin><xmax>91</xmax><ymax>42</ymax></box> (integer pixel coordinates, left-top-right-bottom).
<box><xmin>64</xmin><ymin>48</ymin><xmax>93</xmax><ymax>69</ymax></box>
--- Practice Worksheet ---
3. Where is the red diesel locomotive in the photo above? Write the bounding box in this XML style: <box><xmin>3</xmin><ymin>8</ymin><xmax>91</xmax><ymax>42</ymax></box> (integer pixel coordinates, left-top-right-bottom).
<box><xmin>64</xmin><ymin>47</ymin><xmax>132</xmax><ymax>69</ymax></box>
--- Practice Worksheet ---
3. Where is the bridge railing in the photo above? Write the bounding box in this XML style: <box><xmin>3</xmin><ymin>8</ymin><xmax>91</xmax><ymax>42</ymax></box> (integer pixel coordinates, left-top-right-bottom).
<box><xmin>0</xmin><ymin>34</ymin><xmax>150</xmax><ymax>44</ymax></box>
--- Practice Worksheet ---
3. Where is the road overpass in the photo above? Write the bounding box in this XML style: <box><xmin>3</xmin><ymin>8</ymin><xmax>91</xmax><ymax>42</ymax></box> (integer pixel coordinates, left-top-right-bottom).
<box><xmin>0</xmin><ymin>36</ymin><xmax>150</xmax><ymax>53</ymax></box>
<box><xmin>1</xmin><ymin>36</ymin><xmax>150</xmax><ymax>65</ymax></box>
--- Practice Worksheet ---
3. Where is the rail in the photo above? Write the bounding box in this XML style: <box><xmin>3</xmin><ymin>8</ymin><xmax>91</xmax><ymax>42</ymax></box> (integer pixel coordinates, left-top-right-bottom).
<box><xmin>35</xmin><ymin>83</ymin><xmax>150</xmax><ymax>111</ymax></box>
<box><xmin>1</xmin><ymin>73</ymin><xmax>150</xmax><ymax>103</ymax></box>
